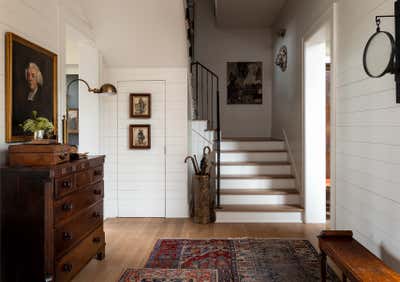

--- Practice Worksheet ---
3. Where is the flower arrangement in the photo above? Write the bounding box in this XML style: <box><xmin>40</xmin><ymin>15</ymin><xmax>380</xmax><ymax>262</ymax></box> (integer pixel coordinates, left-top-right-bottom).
<box><xmin>20</xmin><ymin>111</ymin><xmax>54</xmax><ymax>138</ymax></box>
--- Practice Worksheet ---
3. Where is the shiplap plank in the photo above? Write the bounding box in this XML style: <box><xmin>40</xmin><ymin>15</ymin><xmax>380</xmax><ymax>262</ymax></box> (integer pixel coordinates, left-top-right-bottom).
<box><xmin>336</xmin><ymin>126</ymin><xmax>400</xmax><ymax>146</ymax></box>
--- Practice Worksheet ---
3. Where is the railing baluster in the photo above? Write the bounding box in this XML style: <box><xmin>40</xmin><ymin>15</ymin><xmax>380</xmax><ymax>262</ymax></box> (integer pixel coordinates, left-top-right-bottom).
<box><xmin>211</xmin><ymin>77</ymin><xmax>214</xmax><ymax>129</ymax></box>
<box><xmin>196</xmin><ymin>63</ymin><xmax>199</xmax><ymax>119</ymax></box>
<box><xmin>206</xmin><ymin>72</ymin><xmax>209</xmax><ymax>128</ymax></box>
<box><xmin>190</xmin><ymin>62</ymin><xmax>221</xmax><ymax>209</ymax></box>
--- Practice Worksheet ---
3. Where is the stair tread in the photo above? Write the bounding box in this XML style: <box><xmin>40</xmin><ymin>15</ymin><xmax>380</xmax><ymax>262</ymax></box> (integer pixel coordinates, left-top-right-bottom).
<box><xmin>221</xmin><ymin>189</ymin><xmax>299</xmax><ymax>195</ymax></box>
<box><xmin>220</xmin><ymin>150</ymin><xmax>287</xmax><ymax>153</ymax></box>
<box><xmin>220</xmin><ymin>174</ymin><xmax>295</xmax><ymax>179</ymax></box>
<box><xmin>218</xmin><ymin>204</ymin><xmax>304</xmax><ymax>212</ymax></box>
<box><xmin>217</xmin><ymin>161</ymin><xmax>291</xmax><ymax>166</ymax></box>
<box><xmin>221</xmin><ymin>137</ymin><xmax>283</xmax><ymax>142</ymax></box>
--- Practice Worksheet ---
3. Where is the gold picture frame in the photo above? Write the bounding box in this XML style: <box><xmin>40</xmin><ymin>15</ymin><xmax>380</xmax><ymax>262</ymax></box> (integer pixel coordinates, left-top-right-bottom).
<box><xmin>5</xmin><ymin>32</ymin><xmax>58</xmax><ymax>143</ymax></box>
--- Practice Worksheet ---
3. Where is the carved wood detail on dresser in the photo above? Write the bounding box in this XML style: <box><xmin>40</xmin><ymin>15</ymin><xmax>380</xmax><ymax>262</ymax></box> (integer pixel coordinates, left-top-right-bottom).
<box><xmin>0</xmin><ymin>156</ymin><xmax>106</xmax><ymax>282</ymax></box>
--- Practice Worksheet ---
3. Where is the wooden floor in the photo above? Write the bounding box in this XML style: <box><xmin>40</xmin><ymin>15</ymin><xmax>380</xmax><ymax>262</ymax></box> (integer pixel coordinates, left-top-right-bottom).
<box><xmin>74</xmin><ymin>218</ymin><xmax>327</xmax><ymax>282</ymax></box>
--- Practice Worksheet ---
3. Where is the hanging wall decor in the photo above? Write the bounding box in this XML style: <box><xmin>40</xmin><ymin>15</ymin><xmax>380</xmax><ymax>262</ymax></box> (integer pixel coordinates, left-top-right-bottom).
<box><xmin>129</xmin><ymin>124</ymin><xmax>151</xmax><ymax>149</ymax></box>
<box><xmin>130</xmin><ymin>93</ymin><xmax>151</xmax><ymax>118</ymax></box>
<box><xmin>5</xmin><ymin>32</ymin><xmax>58</xmax><ymax>142</ymax></box>
<box><xmin>227</xmin><ymin>62</ymin><xmax>263</xmax><ymax>104</ymax></box>
<box><xmin>363</xmin><ymin>1</ymin><xmax>400</xmax><ymax>103</ymax></box>
<box><xmin>275</xmin><ymin>46</ymin><xmax>288</xmax><ymax>72</ymax></box>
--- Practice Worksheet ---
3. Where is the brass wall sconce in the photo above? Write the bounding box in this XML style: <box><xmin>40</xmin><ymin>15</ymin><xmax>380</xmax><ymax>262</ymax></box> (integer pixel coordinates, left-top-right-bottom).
<box><xmin>363</xmin><ymin>0</ymin><xmax>400</xmax><ymax>103</ymax></box>
<box><xmin>62</xmin><ymin>79</ymin><xmax>117</xmax><ymax>144</ymax></box>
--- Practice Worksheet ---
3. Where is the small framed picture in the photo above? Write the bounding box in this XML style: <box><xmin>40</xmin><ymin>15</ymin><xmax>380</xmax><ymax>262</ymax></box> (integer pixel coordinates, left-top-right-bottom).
<box><xmin>130</xmin><ymin>93</ymin><xmax>151</xmax><ymax>118</ymax></box>
<box><xmin>67</xmin><ymin>108</ymin><xmax>79</xmax><ymax>133</ymax></box>
<box><xmin>129</xmin><ymin>124</ymin><xmax>151</xmax><ymax>149</ymax></box>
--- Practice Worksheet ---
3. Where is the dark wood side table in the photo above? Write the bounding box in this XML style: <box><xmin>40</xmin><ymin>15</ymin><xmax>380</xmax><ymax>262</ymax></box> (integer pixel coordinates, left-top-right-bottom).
<box><xmin>318</xmin><ymin>230</ymin><xmax>400</xmax><ymax>282</ymax></box>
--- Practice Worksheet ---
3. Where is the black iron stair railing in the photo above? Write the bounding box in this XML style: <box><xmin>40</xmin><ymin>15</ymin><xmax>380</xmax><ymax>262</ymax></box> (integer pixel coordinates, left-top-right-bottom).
<box><xmin>191</xmin><ymin>62</ymin><xmax>221</xmax><ymax>209</ymax></box>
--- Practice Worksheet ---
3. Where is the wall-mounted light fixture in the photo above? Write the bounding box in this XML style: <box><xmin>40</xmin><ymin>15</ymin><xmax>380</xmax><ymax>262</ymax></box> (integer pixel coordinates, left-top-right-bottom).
<box><xmin>363</xmin><ymin>1</ymin><xmax>400</xmax><ymax>103</ymax></box>
<box><xmin>67</xmin><ymin>78</ymin><xmax>117</xmax><ymax>96</ymax></box>
<box><xmin>62</xmin><ymin>78</ymin><xmax>117</xmax><ymax>144</ymax></box>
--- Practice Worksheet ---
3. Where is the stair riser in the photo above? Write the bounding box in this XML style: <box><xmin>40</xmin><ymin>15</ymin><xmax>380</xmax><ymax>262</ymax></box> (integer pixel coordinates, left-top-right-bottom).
<box><xmin>220</xmin><ymin>152</ymin><xmax>288</xmax><ymax>162</ymax></box>
<box><xmin>220</xmin><ymin>141</ymin><xmax>285</xmax><ymax>151</ymax></box>
<box><xmin>220</xmin><ymin>179</ymin><xmax>296</xmax><ymax>189</ymax></box>
<box><xmin>221</xmin><ymin>194</ymin><xmax>300</xmax><ymax>205</ymax></box>
<box><xmin>216</xmin><ymin>211</ymin><xmax>303</xmax><ymax>223</ymax></box>
<box><xmin>219</xmin><ymin>165</ymin><xmax>291</xmax><ymax>175</ymax></box>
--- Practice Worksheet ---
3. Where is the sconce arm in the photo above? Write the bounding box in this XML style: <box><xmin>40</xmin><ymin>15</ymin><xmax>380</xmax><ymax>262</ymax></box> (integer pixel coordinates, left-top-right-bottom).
<box><xmin>66</xmin><ymin>78</ymin><xmax>95</xmax><ymax>95</ymax></box>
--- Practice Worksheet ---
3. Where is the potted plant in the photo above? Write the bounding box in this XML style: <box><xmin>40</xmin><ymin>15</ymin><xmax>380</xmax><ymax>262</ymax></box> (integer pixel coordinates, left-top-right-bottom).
<box><xmin>20</xmin><ymin>111</ymin><xmax>54</xmax><ymax>140</ymax></box>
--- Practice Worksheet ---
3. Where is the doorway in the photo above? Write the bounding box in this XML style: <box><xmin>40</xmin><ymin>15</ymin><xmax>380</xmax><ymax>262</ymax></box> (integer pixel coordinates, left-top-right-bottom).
<box><xmin>64</xmin><ymin>24</ymin><xmax>101</xmax><ymax>153</ymax></box>
<box><xmin>117</xmin><ymin>80</ymin><xmax>167</xmax><ymax>217</ymax></box>
<box><xmin>303</xmin><ymin>11</ymin><xmax>334</xmax><ymax>224</ymax></box>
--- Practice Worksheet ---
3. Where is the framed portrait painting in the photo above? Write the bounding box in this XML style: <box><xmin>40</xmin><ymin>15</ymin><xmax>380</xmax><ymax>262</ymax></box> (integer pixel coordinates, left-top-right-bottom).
<box><xmin>130</xmin><ymin>93</ymin><xmax>151</xmax><ymax>118</ymax></box>
<box><xmin>5</xmin><ymin>32</ymin><xmax>58</xmax><ymax>142</ymax></box>
<box><xmin>129</xmin><ymin>124</ymin><xmax>151</xmax><ymax>149</ymax></box>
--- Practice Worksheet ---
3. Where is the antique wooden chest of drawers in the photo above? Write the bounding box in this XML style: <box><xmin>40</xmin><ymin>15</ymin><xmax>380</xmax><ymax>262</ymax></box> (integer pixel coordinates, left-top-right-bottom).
<box><xmin>0</xmin><ymin>156</ymin><xmax>105</xmax><ymax>282</ymax></box>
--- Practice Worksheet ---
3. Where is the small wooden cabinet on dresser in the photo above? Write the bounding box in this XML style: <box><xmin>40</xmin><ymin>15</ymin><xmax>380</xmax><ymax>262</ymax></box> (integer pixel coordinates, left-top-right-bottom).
<box><xmin>0</xmin><ymin>156</ymin><xmax>106</xmax><ymax>282</ymax></box>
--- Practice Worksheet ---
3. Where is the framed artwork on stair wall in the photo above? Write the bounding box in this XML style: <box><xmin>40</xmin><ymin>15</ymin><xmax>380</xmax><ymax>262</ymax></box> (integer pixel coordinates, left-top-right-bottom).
<box><xmin>227</xmin><ymin>62</ymin><xmax>262</xmax><ymax>104</ymax></box>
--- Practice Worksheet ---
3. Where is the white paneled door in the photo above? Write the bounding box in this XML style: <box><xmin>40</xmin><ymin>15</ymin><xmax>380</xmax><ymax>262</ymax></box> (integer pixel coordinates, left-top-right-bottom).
<box><xmin>117</xmin><ymin>80</ymin><xmax>166</xmax><ymax>217</ymax></box>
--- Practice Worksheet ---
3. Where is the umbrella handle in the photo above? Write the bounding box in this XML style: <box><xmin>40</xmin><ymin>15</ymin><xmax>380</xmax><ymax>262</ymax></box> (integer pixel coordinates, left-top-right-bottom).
<box><xmin>184</xmin><ymin>156</ymin><xmax>200</xmax><ymax>175</ymax></box>
<box><xmin>203</xmin><ymin>146</ymin><xmax>211</xmax><ymax>155</ymax></box>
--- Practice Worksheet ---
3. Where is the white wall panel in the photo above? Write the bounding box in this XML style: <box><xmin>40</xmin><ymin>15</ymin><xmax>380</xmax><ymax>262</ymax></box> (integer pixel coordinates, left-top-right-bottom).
<box><xmin>100</xmin><ymin>68</ymin><xmax>188</xmax><ymax>218</ymax></box>
<box><xmin>334</xmin><ymin>0</ymin><xmax>400</xmax><ymax>272</ymax></box>
<box><xmin>0</xmin><ymin>0</ymin><xmax>93</xmax><ymax>165</ymax></box>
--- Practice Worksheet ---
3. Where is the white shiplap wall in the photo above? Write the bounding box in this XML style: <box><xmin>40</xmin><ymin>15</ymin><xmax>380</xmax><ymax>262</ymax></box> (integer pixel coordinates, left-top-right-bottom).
<box><xmin>336</xmin><ymin>0</ymin><xmax>400</xmax><ymax>271</ymax></box>
<box><xmin>0</xmin><ymin>0</ymin><xmax>94</xmax><ymax>165</ymax></box>
<box><xmin>0</xmin><ymin>0</ymin><xmax>58</xmax><ymax>164</ymax></box>
<box><xmin>100</xmin><ymin>68</ymin><xmax>189</xmax><ymax>218</ymax></box>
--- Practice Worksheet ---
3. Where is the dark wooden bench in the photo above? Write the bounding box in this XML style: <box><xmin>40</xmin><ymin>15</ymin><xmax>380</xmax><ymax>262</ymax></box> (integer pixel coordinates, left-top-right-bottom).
<box><xmin>318</xmin><ymin>230</ymin><xmax>400</xmax><ymax>282</ymax></box>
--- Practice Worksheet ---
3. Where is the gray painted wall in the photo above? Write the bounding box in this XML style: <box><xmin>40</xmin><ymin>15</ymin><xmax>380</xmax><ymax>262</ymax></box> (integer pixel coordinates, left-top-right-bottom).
<box><xmin>195</xmin><ymin>0</ymin><xmax>272</xmax><ymax>138</ymax></box>
<box><xmin>271</xmin><ymin>0</ymin><xmax>334</xmax><ymax>189</ymax></box>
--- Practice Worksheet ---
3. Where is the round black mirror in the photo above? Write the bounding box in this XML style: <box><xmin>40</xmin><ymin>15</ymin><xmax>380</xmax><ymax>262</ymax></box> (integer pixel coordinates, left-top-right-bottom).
<box><xmin>363</xmin><ymin>30</ymin><xmax>395</xmax><ymax>78</ymax></box>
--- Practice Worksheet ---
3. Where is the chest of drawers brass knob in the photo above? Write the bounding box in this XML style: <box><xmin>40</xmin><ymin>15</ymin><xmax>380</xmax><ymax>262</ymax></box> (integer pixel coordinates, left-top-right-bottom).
<box><xmin>63</xmin><ymin>232</ymin><xmax>72</xmax><ymax>241</ymax></box>
<box><xmin>62</xmin><ymin>263</ymin><xmax>73</xmax><ymax>272</ymax></box>
<box><xmin>92</xmin><ymin>212</ymin><xmax>101</xmax><ymax>218</ymax></box>
<box><xmin>62</xmin><ymin>180</ymin><xmax>72</xmax><ymax>188</ymax></box>
<box><xmin>62</xmin><ymin>203</ymin><xmax>73</xmax><ymax>211</ymax></box>
<box><xmin>93</xmin><ymin>189</ymin><xmax>102</xmax><ymax>195</ymax></box>
<box><xmin>93</xmin><ymin>237</ymin><xmax>101</xmax><ymax>244</ymax></box>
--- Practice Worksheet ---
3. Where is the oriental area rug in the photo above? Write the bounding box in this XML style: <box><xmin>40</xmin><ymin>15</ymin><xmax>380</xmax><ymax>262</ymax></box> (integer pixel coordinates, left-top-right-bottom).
<box><xmin>119</xmin><ymin>239</ymin><xmax>339</xmax><ymax>282</ymax></box>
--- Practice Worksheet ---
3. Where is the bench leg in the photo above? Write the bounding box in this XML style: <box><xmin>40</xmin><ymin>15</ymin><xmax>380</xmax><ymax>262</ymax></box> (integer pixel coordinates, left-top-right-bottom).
<box><xmin>320</xmin><ymin>251</ymin><xmax>327</xmax><ymax>282</ymax></box>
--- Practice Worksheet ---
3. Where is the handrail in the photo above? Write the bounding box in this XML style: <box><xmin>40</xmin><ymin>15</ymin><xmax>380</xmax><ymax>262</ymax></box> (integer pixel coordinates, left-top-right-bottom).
<box><xmin>191</xmin><ymin>61</ymin><xmax>221</xmax><ymax>209</ymax></box>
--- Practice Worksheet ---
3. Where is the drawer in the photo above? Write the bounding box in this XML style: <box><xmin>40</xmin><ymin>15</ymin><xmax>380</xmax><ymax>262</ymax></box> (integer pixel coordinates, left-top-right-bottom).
<box><xmin>75</xmin><ymin>169</ymin><xmax>93</xmax><ymax>189</ymax></box>
<box><xmin>76</xmin><ymin>160</ymin><xmax>90</xmax><ymax>172</ymax></box>
<box><xmin>54</xmin><ymin>181</ymin><xmax>104</xmax><ymax>226</ymax></box>
<box><xmin>54</xmin><ymin>163</ymin><xmax>74</xmax><ymax>178</ymax></box>
<box><xmin>92</xmin><ymin>165</ymin><xmax>103</xmax><ymax>183</ymax></box>
<box><xmin>55</xmin><ymin>201</ymin><xmax>103</xmax><ymax>257</ymax></box>
<box><xmin>55</xmin><ymin>174</ymin><xmax>76</xmax><ymax>199</ymax></box>
<box><xmin>55</xmin><ymin>225</ymin><xmax>105</xmax><ymax>282</ymax></box>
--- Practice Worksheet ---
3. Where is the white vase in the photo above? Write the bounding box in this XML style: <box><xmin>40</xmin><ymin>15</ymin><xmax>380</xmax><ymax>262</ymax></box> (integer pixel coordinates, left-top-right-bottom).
<box><xmin>33</xmin><ymin>130</ymin><xmax>45</xmax><ymax>140</ymax></box>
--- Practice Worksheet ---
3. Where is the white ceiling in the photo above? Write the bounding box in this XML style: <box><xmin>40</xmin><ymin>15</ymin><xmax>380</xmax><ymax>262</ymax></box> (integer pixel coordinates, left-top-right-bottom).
<box><xmin>215</xmin><ymin>0</ymin><xmax>287</xmax><ymax>28</ymax></box>
<box><xmin>80</xmin><ymin>0</ymin><xmax>187</xmax><ymax>68</ymax></box>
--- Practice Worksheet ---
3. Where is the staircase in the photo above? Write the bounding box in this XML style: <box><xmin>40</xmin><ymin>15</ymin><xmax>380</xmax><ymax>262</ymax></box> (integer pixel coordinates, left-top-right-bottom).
<box><xmin>190</xmin><ymin>61</ymin><xmax>303</xmax><ymax>223</ymax></box>
<box><xmin>215</xmin><ymin>138</ymin><xmax>304</xmax><ymax>223</ymax></box>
